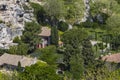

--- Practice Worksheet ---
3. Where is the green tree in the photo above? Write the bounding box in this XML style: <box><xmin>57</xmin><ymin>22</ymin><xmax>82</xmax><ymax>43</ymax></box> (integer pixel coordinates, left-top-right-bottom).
<box><xmin>44</xmin><ymin>0</ymin><xmax>66</xmax><ymax>19</ymax></box>
<box><xmin>106</xmin><ymin>14</ymin><xmax>120</xmax><ymax>30</ymax></box>
<box><xmin>58</xmin><ymin>21</ymin><xmax>68</xmax><ymax>32</ymax></box>
<box><xmin>13</xmin><ymin>36</ymin><xmax>22</xmax><ymax>44</ymax></box>
<box><xmin>44</xmin><ymin>0</ymin><xmax>66</xmax><ymax>26</ymax></box>
<box><xmin>51</xmin><ymin>26</ymin><xmax>59</xmax><ymax>46</ymax></box>
<box><xmin>62</xmin><ymin>29</ymin><xmax>88</xmax><ymax>64</ymax></box>
<box><xmin>8</xmin><ymin>46</ymin><xmax>18</xmax><ymax>54</ymax></box>
<box><xmin>115</xmin><ymin>0</ymin><xmax>120</xmax><ymax>4</ymax></box>
<box><xmin>19</xmin><ymin>62</ymin><xmax>62</xmax><ymax>80</ymax></box>
<box><xmin>38</xmin><ymin>46</ymin><xmax>59</xmax><ymax>65</ymax></box>
<box><xmin>21</xmin><ymin>21</ymin><xmax>41</xmax><ymax>52</ymax></box>
<box><xmin>8</xmin><ymin>43</ymin><xmax>28</xmax><ymax>55</ymax></box>
<box><xmin>30</xmin><ymin>2</ymin><xmax>47</xmax><ymax>25</ymax></box>
<box><xmin>69</xmin><ymin>54</ymin><xmax>84</xmax><ymax>80</ymax></box>
<box><xmin>61</xmin><ymin>29</ymin><xmax>88</xmax><ymax>79</ymax></box>
<box><xmin>82</xmin><ymin>38</ymin><xmax>95</xmax><ymax>69</ymax></box>
<box><xmin>64</xmin><ymin>0</ymin><xmax>84</xmax><ymax>23</ymax></box>
<box><xmin>17</xmin><ymin>43</ymin><xmax>29</xmax><ymax>55</ymax></box>
<box><xmin>0</xmin><ymin>49</ymin><xmax>7</xmax><ymax>55</ymax></box>
<box><xmin>17</xmin><ymin>61</ymin><xmax>22</xmax><ymax>72</ymax></box>
<box><xmin>62</xmin><ymin>29</ymin><xmax>98</xmax><ymax>79</ymax></box>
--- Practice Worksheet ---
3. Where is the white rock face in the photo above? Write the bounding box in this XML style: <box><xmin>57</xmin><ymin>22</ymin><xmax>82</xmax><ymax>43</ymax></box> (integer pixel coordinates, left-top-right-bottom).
<box><xmin>0</xmin><ymin>0</ymin><xmax>34</xmax><ymax>49</ymax></box>
<box><xmin>0</xmin><ymin>24</ymin><xmax>11</xmax><ymax>41</ymax></box>
<box><xmin>0</xmin><ymin>24</ymin><xmax>11</xmax><ymax>49</ymax></box>
<box><xmin>0</xmin><ymin>0</ymin><xmax>33</xmax><ymax>28</ymax></box>
<box><xmin>0</xmin><ymin>23</ymin><xmax>21</xmax><ymax>49</ymax></box>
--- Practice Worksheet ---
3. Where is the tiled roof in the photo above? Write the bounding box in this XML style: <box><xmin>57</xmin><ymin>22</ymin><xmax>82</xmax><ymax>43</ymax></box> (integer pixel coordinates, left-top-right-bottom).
<box><xmin>102</xmin><ymin>53</ymin><xmax>120</xmax><ymax>63</ymax></box>
<box><xmin>38</xmin><ymin>27</ymin><xmax>51</xmax><ymax>37</ymax></box>
<box><xmin>0</xmin><ymin>53</ymin><xmax>38</xmax><ymax>67</ymax></box>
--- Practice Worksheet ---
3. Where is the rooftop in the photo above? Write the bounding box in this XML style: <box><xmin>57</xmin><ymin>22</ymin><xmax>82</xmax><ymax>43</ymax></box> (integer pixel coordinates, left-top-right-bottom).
<box><xmin>102</xmin><ymin>53</ymin><xmax>120</xmax><ymax>63</ymax></box>
<box><xmin>0</xmin><ymin>53</ymin><xmax>38</xmax><ymax>67</ymax></box>
<box><xmin>38</xmin><ymin>27</ymin><xmax>51</xmax><ymax>37</ymax></box>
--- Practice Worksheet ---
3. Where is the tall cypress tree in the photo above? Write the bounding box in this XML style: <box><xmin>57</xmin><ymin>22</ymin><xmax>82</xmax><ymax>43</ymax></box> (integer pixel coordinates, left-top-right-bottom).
<box><xmin>17</xmin><ymin>61</ymin><xmax>22</xmax><ymax>71</ymax></box>
<box><xmin>51</xmin><ymin>26</ymin><xmax>58</xmax><ymax>46</ymax></box>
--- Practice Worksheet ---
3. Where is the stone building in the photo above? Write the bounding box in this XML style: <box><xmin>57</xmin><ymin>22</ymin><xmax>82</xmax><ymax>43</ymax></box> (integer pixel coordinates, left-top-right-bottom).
<box><xmin>38</xmin><ymin>27</ymin><xmax>51</xmax><ymax>48</ymax></box>
<box><xmin>0</xmin><ymin>53</ymin><xmax>38</xmax><ymax>70</ymax></box>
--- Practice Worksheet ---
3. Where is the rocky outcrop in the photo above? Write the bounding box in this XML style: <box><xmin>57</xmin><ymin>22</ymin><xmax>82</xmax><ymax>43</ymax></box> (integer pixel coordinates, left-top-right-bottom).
<box><xmin>0</xmin><ymin>0</ymin><xmax>34</xmax><ymax>49</ymax></box>
<box><xmin>0</xmin><ymin>0</ymin><xmax>34</xmax><ymax>28</ymax></box>
<box><xmin>0</xmin><ymin>23</ymin><xmax>22</xmax><ymax>49</ymax></box>
<box><xmin>81</xmin><ymin>0</ymin><xmax>93</xmax><ymax>22</ymax></box>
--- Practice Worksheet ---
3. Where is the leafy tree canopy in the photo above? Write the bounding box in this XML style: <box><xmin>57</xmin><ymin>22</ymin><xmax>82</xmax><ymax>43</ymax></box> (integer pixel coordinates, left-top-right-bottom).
<box><xmin>19</xmin><ymin>62</ymin><xmax>62</xmax><ymax>80</ymax></box>
<box><xmin>44</xmin><ymin>0</ymin><xmax>66</xmax><ymax>19</ymax></box>
<box><xmin>38</xmin><ymin>46</ymin><xmax>60</xmax><ymax>65</ymax></box>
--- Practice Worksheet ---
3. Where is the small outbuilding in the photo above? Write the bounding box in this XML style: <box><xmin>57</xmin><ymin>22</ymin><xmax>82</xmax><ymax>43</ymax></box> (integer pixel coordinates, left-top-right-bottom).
<box><xmin>38</xmin><ymin>27</ymin><xmax>51</xmax><ymax>48</ymax></box>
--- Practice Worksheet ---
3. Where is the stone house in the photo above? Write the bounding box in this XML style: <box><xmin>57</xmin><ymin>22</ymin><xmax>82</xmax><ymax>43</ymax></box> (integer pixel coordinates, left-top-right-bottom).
<box><xmin>38</xmin><ymin>27</ymin><xmax>51</xmax><ymax>48</ymax></box>
<box><xmin>0</xmin><ymin>53</ymin><xmax>38</xmax><ymax>70</ymax></box>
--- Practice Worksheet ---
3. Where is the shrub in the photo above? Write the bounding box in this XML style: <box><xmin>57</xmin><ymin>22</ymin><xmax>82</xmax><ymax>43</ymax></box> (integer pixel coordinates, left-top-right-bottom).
<box><xmin>58</xmin><ymin>21</ymin><xmax>68</xmax><ymax>32</ymax></box>
<box><xmin>13</xmin><ymin>36</ymin><xmax>21</xmax><ymax>44</ymax></box>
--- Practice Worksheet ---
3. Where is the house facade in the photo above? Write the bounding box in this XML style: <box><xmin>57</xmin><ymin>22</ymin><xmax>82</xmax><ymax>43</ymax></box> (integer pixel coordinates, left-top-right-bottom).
<box><xmin>38</xmin><ymin>27</ymin><xmax>51</xmax><ymax>48</ymax></box>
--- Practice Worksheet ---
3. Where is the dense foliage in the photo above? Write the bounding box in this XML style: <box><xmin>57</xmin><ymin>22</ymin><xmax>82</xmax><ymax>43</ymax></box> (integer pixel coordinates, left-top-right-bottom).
<box><xmin>21</xmin><ymin>21</ymin><xmax>41</xmax><ymax>53</ymax></box>
<box><xmin>37</xmin><ymin>46</ymin><xmax>59</xmax><ymax>65</ymax></box>
<box><xmin>51</xmin><ymin>26</ymin><xmax>59</xmax><ymax>46</ymax></box>
<box><xmin>18</xmin><ymin>62</ymin><xmax>62</xmax><ymax>80</ymax></box>
<box><xmin>8</xmin><ymin>43</ymin><xmax>28</xmax><ymax>55</ymax></box>
<box><xmin>58</xmin><ymin>21</ymin><xmax>68</xmax><ymax>32</ymax></box>
<box><xmin>30</xmin><ymin>2</ymin><xmax>47</xmax><ymax>25</ymax></box>
<box><xmin>1</xmin><ymin>0</ymin><xmax>120</xmax><ymax>80</ymax></box>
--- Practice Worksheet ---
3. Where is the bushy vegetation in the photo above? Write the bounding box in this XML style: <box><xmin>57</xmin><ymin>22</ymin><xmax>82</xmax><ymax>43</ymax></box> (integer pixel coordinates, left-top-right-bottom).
<box><xmin>21</xmin><ymin>21</ymin><xmax>41</xmax><ymax>53</ymax></box>
<box><xmin>37</xmin><ymin>46</ymin><xmax>60</xmax><ymax>65</ymax></box>
<box><xmin>58</xmin><ymin>21</ymin><xmax>68</xmax><ymax>32</ymax></box>
<box><xmin>8</xmin><ymin>43</ymin><xmax>28</xmax><ymax>55</ymax></box>
<box><xmin>1</xmin><ymin>0</ymin><xmax>120</xmax><ymax>80</ymax></box>
<box><xmin>30</xmin><ymin>2</ymin><xmax>47</xmax><ymax>25</ymax></box>
<box><xmin>18</xmin><ymin>62</ymin><xmax>62</xmax><ymax>80</ymax></box>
